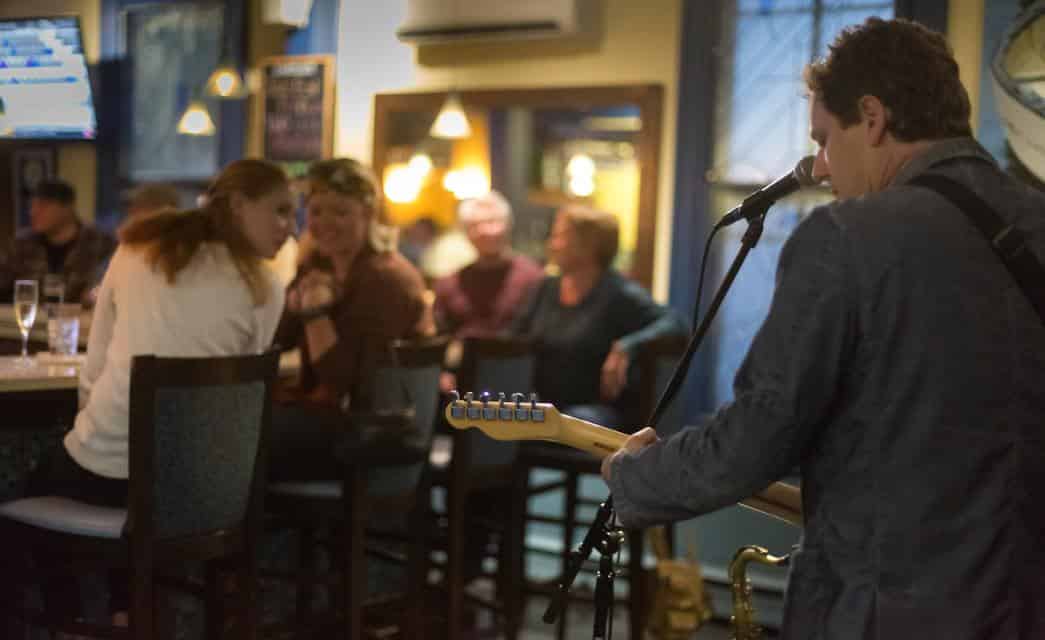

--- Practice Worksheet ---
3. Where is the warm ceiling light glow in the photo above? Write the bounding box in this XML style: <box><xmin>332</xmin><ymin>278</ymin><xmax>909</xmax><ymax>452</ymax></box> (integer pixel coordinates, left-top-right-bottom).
<box><xmin>408</xmin><ymin>152</ymin><xmax>433</xmax><ymax>177</ymax></box>
<box><xmin>384</xmin><ymin>163</ymin><xmax>424</xmax><ymax>203</ymax></box>
<box><xmin>442</xmin><ymin>166</ymin><xmax>489</xmax><ymax>200</ymax></box>
<box><xmin>430</xmin><ymin>93</ymin><xmax>471</xmax><ymax>139</ymax></box>
<box><xmin>176</xmin><ymin>100</ymin><xmax>216</xmax><ymax>136</ymax></box>
<box><xmin>205</xmin><ymin>65</ymin><xmax>247</xmax><ymax>98</ymax></box>
<box><xmin>568</xmin><ymin>174</ymin><xmax>595</xmax><ymax>197</ymax></box>
<box><xmin>566</xmin><ymin>153</ymin><xmax>596</xmax><ymax>177</ymax></box>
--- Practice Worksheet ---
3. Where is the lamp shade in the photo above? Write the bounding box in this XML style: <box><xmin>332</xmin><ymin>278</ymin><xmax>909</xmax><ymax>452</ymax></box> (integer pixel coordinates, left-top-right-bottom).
<box><xmin>204</xmin><ymin>64</ymin><xmax>247</xmax><ymax>99</ymax></box>
<box><xmin>262</xmin><ymin>0</ymin><xmax>315</xmax><ymax>27</ymax></box>
<box><xmin>177</xmin><ymin>100</ymin><xmax>216</xmax><ymax>136</ymax></box>
<box><xmin>430</xmin><ymin>93</ymin><xmax>471</xmax><ymax>139</ymax></box>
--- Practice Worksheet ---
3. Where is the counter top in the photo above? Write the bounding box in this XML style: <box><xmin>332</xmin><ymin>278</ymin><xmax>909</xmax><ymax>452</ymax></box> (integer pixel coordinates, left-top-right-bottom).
<box><xmin>0</xmin><ymin>354</ymin><xmax>82</xmax><ymax>392</ymax></box>
<box><xmin>0</xmin><ymin>350</ymin><xmax>301</xmax><ymax>393</ymax></box>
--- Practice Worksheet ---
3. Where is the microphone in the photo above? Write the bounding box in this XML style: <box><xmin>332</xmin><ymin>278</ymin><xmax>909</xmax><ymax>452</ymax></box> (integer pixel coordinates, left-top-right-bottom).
<box><xmin>718</xmin><ymin>156</ymin><xmax>821</xmax><ymax>227</ymax></box>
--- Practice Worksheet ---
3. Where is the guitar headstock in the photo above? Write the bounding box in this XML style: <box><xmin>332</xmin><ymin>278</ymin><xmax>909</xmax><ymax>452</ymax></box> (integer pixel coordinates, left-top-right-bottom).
<box><xmin>445</xmin><ymin>390</ymin><xmax>565</xmax><ymax>443</ymax></box>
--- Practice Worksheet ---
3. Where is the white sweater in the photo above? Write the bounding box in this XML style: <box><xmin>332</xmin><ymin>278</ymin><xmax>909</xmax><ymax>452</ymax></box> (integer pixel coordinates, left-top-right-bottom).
<box><xmin>66</xmin><ymin>244</ymin><xmax>285</xmax><ymax>479</ymax></box>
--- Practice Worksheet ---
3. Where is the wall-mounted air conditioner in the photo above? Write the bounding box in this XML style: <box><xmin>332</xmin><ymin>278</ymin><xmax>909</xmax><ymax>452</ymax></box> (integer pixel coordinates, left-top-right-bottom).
<box><xmin>397</xmin><ymin>0</ymin><xmax>586</xmax><ymax>44</ymax></box>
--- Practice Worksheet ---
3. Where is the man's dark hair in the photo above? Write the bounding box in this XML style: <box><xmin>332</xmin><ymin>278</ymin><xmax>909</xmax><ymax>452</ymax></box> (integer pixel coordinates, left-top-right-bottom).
<box><xmin>32</xmin><ymin>179</ymin><xmax>77</xmax><ymax>206</ymax></box>
<box><xmin>803</xmin><ymin>17</ymin><xmax>972</xmax><ymax>141</ymax></box>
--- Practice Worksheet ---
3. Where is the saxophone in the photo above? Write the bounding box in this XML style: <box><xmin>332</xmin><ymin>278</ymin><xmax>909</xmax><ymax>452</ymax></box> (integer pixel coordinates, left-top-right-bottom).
<box><xmin>729</xmin><ymin>546</ymin><xmax>790</xmax><ymax>640</ymax></box>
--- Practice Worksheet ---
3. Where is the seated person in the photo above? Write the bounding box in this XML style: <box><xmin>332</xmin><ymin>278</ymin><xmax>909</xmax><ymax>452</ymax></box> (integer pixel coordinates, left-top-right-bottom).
<box><xmin>399</xmin><ymin>216</ymin><xmax>438</xmax><ymax>269</ymax></box>
<box><xmin>0</xmin><ymin>179</ymin><xmax>116</xmax><ymax>306</ymax></box>
<box><xmin>125</xmin><ymin>182</ymin><xmax>181</xmax><ymax>217</ymax></box>
<box><xmin>270</xmin><ymin>157</ymin><xmax>432</xmax><ymax>481</ymax></box>
<box><xmin>25</xmin><ymin>159</ymin><xmax>291</xmax><ymax>627</ymax></box>
<box><xmin>418</xmin><ymin>220</ymin><xmax>476</xmax><ymax>282</ymax></box>
<box><xmin>433</xmin><ymin>190</ymin><xmax>544</xmax><ymax>339</ymax></box>
<box><xmin>265</xmin><ymin>234</ymin><xmax>300</xmax><ymax>287</ymax></box>
<box><xmin>512</xmin><ymin>205</ymin><xmax>687</xmax><ymax>430</ymax></box>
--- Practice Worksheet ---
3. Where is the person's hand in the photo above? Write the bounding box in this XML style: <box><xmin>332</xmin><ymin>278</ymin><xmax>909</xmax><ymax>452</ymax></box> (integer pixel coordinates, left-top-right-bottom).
<box><xmin>439</xmin><ymin>371</ymin><xmax>458</xmax><ymax>394</ymax></box>
<box><xmin>287</xmin><ymin>269</ymin><xmax>338</xmax><ymax>316</ymax></box>
<box><xmin>601</xmin><ymin>426</ymin><xmax>658</xmax><ymax>483</ymax></box>
<box><xmin>600</xmin><ymin>342</ymin><xmax>630</xmax><ymax>401</ymax></box>
<box><xmin>83</xmin><ymin>285</ymin><xmax>100</xmax><ymax>308</ymax></box>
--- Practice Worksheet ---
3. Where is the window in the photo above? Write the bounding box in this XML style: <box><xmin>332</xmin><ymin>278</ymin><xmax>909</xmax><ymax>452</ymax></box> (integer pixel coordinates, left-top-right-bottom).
<box><xmin>122</xmin><ymin>3</ymin><xmax>223</xmax><ymax>181</ymax></box>
<box><xmin>707</xmin><ymin>0</ymin><xmax>893</xmax><ymax>405</ymax></box>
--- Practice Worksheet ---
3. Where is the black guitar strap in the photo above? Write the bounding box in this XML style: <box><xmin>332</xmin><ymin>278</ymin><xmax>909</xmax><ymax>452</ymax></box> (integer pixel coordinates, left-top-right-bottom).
<box><xmin>909</xmin><ymin>173</ymin><xmax>1045</xmax><ymax>326</ymax></box>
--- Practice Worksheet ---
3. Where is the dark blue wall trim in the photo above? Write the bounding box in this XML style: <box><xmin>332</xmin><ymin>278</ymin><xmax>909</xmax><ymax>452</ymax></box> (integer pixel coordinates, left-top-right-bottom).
<box><xmin>286</xmin><ymin>0</ymin><xmax>339</xmax><ymax>55</ymax></box>
<box><xmin>894</xmin><ymin>0</ymin><xmax>949</xmax><ymax>33</ymax></box>
<box><xmin>667</xmin><ymin>0</ymin><xmax>724</xmax><ymax>415</ymax></box>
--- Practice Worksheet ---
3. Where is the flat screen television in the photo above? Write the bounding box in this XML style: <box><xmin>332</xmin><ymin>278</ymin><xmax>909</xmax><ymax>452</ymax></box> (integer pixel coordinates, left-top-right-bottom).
<box><xmin>0</xmin><ymin>16</ymin><xmax>97</xmax><ymax>140</ymax></box>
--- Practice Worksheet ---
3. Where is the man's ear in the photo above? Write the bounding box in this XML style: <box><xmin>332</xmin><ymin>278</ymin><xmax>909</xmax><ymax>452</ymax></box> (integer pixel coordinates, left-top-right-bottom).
<box><xmin>858</xmin><ymin>95</ymin><xmax>888</xmax><ymax>146</ymax></box>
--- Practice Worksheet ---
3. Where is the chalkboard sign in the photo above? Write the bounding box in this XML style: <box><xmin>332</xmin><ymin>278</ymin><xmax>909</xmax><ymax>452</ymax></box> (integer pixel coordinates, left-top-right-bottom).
<box><xmin>256</xmin><ymin>55</ymin><xmax>334</xmax><ymax>163</ymax></box>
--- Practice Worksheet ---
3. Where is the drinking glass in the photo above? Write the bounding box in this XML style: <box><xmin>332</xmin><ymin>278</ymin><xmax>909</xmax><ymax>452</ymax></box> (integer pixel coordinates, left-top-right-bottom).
<box><xmin>13</xmin><ymin>279</ymin><xmax>39</xmax><ymax>364</ymax></box>
<box><xmin>43</xmin><ymin>274</ymin><xmax>65</xmax><ymax>312</ymax></box>
<box><xmin>48</xmin><ymin>303</ymin><xmax>81</xmax><ymax>356</ymax></box>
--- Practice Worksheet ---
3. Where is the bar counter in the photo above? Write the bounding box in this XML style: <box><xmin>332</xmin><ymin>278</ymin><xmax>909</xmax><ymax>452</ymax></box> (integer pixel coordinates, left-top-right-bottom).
<box><xmin>0</xmin><ymin>304</ymin><xmax>91</xmax><ymax>354</ymax></box>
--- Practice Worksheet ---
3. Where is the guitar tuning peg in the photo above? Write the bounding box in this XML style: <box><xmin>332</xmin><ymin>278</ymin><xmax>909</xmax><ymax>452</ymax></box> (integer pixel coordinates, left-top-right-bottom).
<box><xmin>530</xmin><ymin>392</ymin><xmax>546</xmax><ymax>422</ymax></box>
<box><xmin>480</xmin><ymin>391</ymin><xmax>496</xmax><ymax>420</ymax></box>
<box><xmin>497</xmin><ymin>393</ymin><xmax>513</xmax><ymax>420</ymax></box>
<box><xmin>448</xmin><ymin>390</ymin><xmax>465</xmax><ymax>419</ymax></box>
<box><xmin>465</xmin><ymin>391</ymin><xmax>481</xmax><ymax>420</ymax></box>
<box><xmin>514</xmin><ymin>392</ymin><xmax>531</xmax><ymax>421</ymax></box>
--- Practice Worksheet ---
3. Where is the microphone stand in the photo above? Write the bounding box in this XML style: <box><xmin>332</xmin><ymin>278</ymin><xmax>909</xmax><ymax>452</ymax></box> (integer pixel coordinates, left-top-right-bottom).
<box><xmin>543</xmin><ymin>208</ymin><xmax>770</xmax><ymax>639</ymax></box>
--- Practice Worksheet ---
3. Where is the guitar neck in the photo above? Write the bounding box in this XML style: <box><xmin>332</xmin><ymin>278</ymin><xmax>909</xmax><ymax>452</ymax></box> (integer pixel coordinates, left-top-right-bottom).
<box><xmin>559</xmin><ymin>415</ymin><xmax>803</xmax><ymax>527</ymax></box>
<box><xmin>556</xmin><ymin>414</ymin><xmax>627</xmax><ymax>456</ymax></box>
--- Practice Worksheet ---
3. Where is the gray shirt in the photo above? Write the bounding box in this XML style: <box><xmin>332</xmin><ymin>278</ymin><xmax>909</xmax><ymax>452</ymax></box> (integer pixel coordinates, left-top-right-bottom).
<box><xmin>609</xmin><ymin>138</ymin><xmax>1045</xmax><ymax>639</ymax></box>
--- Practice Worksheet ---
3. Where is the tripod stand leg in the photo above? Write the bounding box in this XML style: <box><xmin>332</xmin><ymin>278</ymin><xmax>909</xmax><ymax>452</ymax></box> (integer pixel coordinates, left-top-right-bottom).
<box><xmin>592</xmin><ymin>550</ymin><xmax>616</xmax><ymax>639</ymax></box>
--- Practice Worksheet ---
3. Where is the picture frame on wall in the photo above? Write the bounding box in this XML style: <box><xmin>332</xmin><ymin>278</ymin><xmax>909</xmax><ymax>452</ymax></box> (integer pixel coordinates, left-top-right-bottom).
<box><xmin>12</xmin><ymin>147</ymin><xmax>56</xmax><ymax>232</ymax></box>
<box><xmin>254</xmin><ymin>54</ymin><xmax>336</xmax><ymax>175</ymax></box>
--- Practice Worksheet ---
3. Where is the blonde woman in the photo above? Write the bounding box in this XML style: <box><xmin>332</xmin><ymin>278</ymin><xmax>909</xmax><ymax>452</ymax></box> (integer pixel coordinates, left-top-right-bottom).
<box><xmin>270</xmin><ymin>158</ymin><xmax>431</xmax><ymax>480</ymax></box>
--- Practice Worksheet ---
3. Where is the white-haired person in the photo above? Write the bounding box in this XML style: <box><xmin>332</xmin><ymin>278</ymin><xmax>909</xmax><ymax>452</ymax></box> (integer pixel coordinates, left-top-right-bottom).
<box><xmin>432</xmin><ymin>190</ymin><xmax>543</xmax><ymax>339</ymax></box>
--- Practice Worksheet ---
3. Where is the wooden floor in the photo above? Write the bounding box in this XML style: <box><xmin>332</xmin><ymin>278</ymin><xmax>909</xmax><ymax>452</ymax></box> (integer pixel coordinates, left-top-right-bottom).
<box><xmin>473</xmin><ymin>589</ymin><xmax>777</xmax><ymax>640</ymax></box>
<box><xmin>513</xmin><ymin>597</ymin><xmax>739</xmax><ymax>639</ymax></box>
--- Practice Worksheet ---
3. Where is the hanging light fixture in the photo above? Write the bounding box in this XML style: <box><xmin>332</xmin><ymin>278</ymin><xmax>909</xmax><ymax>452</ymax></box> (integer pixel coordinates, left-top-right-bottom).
<box><xmin>204</xmin><ymin>62</ymin><xmax>248</xmax><ymax>99</ymax></box>
<box><xmin>177</xmin><ymin>99</ymin><xmax>216</xmax><ymax>136</ymax></box>
<box><xmin>430</xmin><ymin>92</ymin><xmax>471</xmax><ymax>139</ymax></box>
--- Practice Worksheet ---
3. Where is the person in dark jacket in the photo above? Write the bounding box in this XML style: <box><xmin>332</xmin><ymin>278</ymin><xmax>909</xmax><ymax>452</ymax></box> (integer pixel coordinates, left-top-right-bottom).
<box><xmin>0</xmin><ymin>179</ymin><xmax>115</xmax><ymax>306</ymax></box>
<box><xmin>512</xmin><ymin>204</ymin><xmax>686</xmax><ymax>430</ymax></box>
<box><xmin>603</xmin><ymin>17</ymin><xmax>1045</xmax><ymax>639</ymax></box>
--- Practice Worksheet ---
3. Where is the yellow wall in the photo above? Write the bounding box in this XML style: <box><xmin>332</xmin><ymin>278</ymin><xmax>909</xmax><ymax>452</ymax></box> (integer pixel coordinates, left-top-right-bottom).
<box><xmin>334</xmin><ymin>0</ymin><xmax>683</xmax><ymax>300</ymax></box>
<box><xmin>947</xmin><ymin>0</ymin><xmax>986</xmax><ymax>134</ymax></box>
<box><xmin>0</xmin><ymin>0</ymin><xmax>100</xmax><ymax>222</ymax></box>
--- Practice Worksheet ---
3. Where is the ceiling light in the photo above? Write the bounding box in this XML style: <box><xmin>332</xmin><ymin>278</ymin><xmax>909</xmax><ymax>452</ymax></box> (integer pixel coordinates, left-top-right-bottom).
<box><xmin>431</xmin><ymin>93</ymin><xmax>471</xmax><ymax>139</ymax></box>
<box><xmin>176</xmin><ymin>100</ymin><xmax>216</xmax><ymax>136</ymax></box>
<box><xmin>204</xmin><ymin>63</ymin><xmax>248</xmax><ymax>99</ymax></box>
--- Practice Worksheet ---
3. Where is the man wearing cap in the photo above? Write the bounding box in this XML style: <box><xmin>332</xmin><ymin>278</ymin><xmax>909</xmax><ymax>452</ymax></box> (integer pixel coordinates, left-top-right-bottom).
<box><xmin>0</xmin><ymin>179</ymin><xmax>116</xmax><ymax>306</ymax></box>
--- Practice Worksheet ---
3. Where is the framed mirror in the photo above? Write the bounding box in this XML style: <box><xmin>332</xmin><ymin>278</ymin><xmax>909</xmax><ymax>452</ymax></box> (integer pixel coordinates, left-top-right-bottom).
<box><xmin>372</xmin><ymin>84</ymin><xmax>663</xmax><ymax>288</ymax></box>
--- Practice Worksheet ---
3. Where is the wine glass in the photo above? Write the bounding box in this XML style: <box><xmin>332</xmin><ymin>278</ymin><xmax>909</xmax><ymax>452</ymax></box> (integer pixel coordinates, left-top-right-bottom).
<box><xmin>13</xmin><ymin>279</ymin><xmax>39</xmax><ymax>364</ymax></box>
